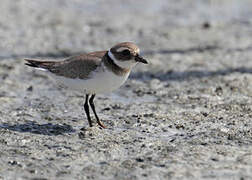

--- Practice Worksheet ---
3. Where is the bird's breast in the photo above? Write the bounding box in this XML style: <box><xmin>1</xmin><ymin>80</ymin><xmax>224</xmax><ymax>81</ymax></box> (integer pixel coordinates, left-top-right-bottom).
<box><xmin>51</xmin><ymin>65</ymin><xmax>130</xmax><ymax>94</ymax></box>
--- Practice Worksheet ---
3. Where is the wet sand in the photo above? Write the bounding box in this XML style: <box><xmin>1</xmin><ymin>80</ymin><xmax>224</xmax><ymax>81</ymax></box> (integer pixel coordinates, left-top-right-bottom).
<box><xmin>1</xmin><ymin>0</ymin><xmax>252</xmax><ymax>179</ymax></box>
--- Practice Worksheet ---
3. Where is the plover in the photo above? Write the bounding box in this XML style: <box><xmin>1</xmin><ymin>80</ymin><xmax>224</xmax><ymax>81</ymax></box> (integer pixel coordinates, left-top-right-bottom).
<box><xmin>25</xmin><ymin>42</ymin><xmax>148</xmax><ymax>128</ymax></box>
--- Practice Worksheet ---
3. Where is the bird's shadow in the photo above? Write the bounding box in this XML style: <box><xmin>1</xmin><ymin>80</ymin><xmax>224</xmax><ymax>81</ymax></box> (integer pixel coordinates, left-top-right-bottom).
<box><xmin>0</xmin><ymin>121</ymin><xmax>75</xmax><ymax>136</ymax></box>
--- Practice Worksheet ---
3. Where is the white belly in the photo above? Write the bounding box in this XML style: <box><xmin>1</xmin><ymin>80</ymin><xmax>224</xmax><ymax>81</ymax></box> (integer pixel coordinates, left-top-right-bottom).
<box><xmin>50</xmin><ymin>67</ymin><xmax>130</xmax><ymax>94</ymax></box>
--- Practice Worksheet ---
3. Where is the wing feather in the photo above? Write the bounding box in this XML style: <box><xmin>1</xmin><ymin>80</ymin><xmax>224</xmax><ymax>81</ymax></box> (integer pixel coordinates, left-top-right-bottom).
<box><xmin>25</xmin><ymin>51</ymin><xmax>107</xmax><ymax>79</ymax></box>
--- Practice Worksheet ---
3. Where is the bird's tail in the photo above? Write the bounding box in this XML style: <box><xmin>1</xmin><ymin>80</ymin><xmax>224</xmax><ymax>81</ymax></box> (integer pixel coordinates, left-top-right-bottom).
<box><xmin>24</xmin><ymin>59</ymin><xmax>55</xmax><ymax>71</ymax></box>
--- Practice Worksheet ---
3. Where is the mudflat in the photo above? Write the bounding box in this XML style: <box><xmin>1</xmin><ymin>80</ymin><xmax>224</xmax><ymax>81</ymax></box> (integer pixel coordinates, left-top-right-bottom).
<box><xmin>0</xmin><ymin>0</ymin><xmax>252</xmax><ymax>179</ymax></box>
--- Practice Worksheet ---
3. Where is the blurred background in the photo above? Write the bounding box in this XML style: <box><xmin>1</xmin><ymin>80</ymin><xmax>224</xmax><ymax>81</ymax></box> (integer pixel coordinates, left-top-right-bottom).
<box><xmin>1</xmin><ymin>0</ymin><xmax>252</xmax><ymax>79</ymax></box>
<box><xmin>1</xmin><ymin>0</ymin><xmax>252</xmax><ymax>179</ymax></box>
<box><xmin>1</xmin><ymin>0</ymin><xmax>252</xmax><ymax>57</ymax></box>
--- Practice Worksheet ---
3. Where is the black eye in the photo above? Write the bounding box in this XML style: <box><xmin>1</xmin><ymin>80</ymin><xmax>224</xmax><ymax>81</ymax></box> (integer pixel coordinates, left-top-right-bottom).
<box><xmin>121</xmin><ymin>49</ymin><xmax>131</xmax><ymax>56</ymax></box>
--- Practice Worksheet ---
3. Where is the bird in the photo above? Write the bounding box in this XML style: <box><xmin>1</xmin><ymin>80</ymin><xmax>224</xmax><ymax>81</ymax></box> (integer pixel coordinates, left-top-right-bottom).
<box><xmin>24</xmin><ymin>42</ymin><xmax>148</xmax><ymax>128</ymax></box>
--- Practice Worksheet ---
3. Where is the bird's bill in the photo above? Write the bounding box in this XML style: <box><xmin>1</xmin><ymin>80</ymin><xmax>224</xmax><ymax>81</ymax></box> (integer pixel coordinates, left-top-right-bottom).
<box><xmin>135</xmin><ymin>54</ymin><xmax>148</xmax><ymax>64</ymax></box>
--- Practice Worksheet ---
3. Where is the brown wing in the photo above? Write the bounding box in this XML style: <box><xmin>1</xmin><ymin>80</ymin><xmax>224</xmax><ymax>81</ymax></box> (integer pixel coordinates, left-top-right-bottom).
<box><xmin>25</xmin><ymin>51</ymin><xmax>107</xmax><ymax>79</ymax></box>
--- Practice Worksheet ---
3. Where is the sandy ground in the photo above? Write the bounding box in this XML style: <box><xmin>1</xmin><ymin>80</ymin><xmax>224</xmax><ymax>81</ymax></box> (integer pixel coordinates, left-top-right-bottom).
<box><xmin>1</xmin><ymin>0</ymin><xmax>252</xmax><ymax>179</ymax></box>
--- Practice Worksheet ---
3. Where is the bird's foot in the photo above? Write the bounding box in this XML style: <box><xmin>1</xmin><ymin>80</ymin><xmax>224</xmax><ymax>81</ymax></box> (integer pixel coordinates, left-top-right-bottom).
<box><xmin>97</xmin><ymin>120</ymin><xmax>106</xmax><ymax>128</ymax></box>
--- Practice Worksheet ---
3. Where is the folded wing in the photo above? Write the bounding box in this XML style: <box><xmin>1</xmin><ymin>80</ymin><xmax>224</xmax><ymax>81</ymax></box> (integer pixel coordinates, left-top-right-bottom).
<box><xmin>25</xmin><ymin>51</ymin><xmax>107</xmax><ymax>79</ymax></box>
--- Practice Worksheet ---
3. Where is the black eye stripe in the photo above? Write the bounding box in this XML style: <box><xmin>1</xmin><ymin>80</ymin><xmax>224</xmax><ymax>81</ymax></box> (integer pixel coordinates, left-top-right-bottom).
<box><xmin>121</xmin><ymin>49</ymin><xmax>131</xmax><ymax>56</ymax></box>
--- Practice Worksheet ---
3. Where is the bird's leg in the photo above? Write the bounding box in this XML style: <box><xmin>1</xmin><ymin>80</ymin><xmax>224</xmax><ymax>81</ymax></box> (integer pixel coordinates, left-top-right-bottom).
<box><xmin>89</xmin><ymin>94</ymin><xmax>106</xmax><ymax>128</ymax></box>
<box><xmin>84</xmin><ymin>94</ymin><xmax>92</xmax><ymax>127</ymax></box>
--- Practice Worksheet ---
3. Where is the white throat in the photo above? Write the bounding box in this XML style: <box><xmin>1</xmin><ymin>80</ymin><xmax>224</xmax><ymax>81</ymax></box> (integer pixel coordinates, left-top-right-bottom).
<box><xmin>108</xmin><ymin>50</ymin><xmax>137</xmax><ymax>69</ymax></box>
